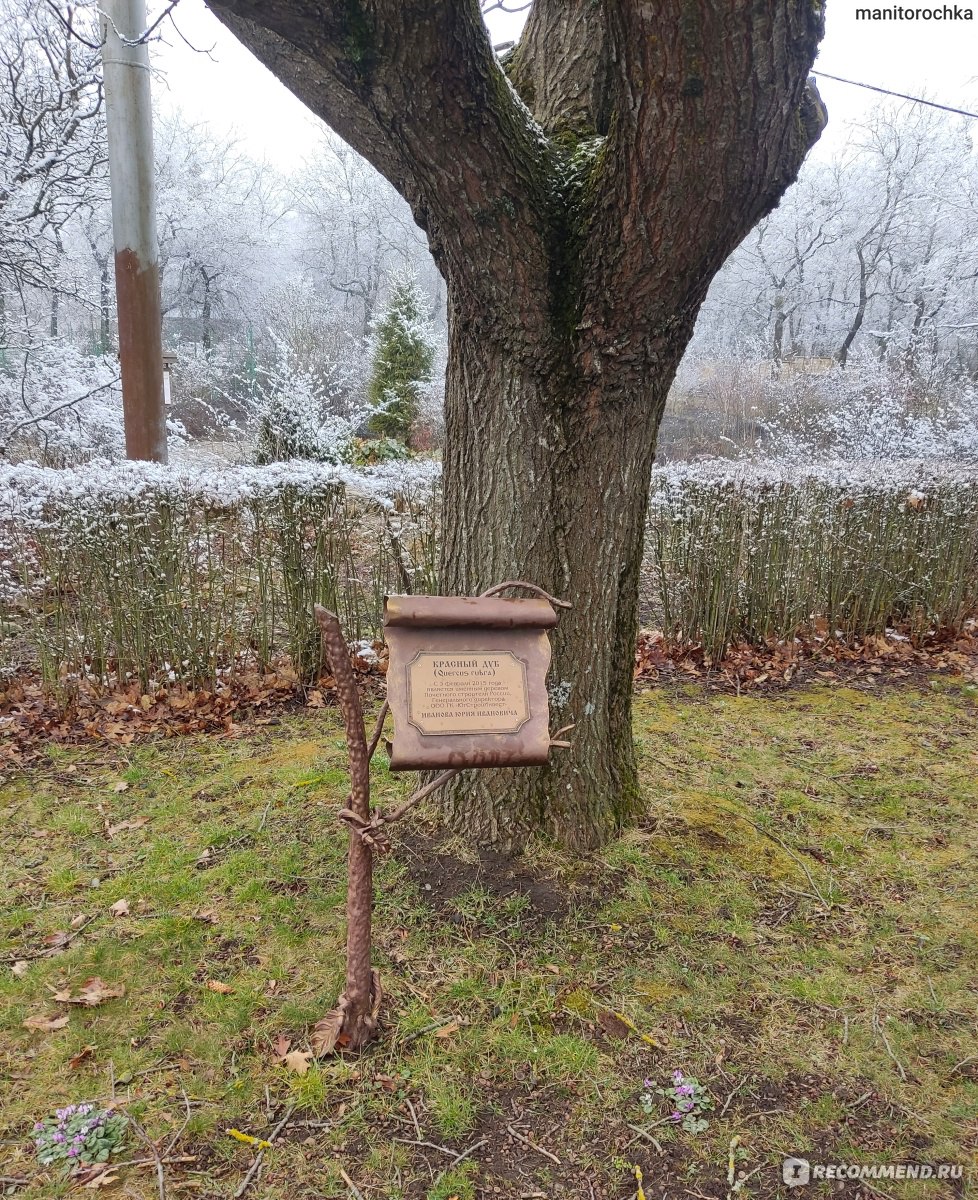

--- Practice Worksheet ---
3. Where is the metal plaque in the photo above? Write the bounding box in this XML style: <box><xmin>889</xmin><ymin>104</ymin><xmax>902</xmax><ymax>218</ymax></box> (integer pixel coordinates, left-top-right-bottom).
<box><xmin>384</xmin><ymin>594</ymin><xmax>557</xmax><ymax>771</ymax></box>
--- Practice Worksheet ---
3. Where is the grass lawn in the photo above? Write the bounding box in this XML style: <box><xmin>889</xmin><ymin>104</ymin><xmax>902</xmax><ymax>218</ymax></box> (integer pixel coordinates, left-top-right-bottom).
<box><xmin>1</xmin><ymin>679</ymin><xmax>976</xmax><ymax>1198</ymax></box>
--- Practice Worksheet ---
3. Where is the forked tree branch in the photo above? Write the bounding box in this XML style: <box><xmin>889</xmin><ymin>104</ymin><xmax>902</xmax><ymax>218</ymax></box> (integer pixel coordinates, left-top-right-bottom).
<box><xmin>205</xmin><ymin>0</ymin><xmax>556</xmax><ymax>337</ymax></box>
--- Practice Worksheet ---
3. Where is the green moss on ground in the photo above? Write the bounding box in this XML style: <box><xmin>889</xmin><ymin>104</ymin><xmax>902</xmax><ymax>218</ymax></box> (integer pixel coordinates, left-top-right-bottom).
<box><xmin>1</xmin><ymin>681</ymin><xmax>975</xmax><ymax>1197</ymax></box>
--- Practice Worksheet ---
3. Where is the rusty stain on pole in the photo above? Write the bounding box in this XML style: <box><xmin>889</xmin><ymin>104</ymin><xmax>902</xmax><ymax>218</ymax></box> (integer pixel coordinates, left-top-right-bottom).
<box><xmin>101</xmin><ymin>0</ymin><xmax>167</xmax><ymax>463</ymax></box>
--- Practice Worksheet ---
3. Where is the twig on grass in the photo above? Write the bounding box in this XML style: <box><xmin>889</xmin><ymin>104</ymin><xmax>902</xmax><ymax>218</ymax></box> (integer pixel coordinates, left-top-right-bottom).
<box><xmin>872</xmin><ymin>1006</ymin><xmax>907</xmax><ymax>1081</ymax></box>
<box><xmin>339</xmin><ymin>1167</ymin><xmax>364</xmax><ymax>1200</ymax></box>
<box><xmin>119</xmin><ymin>1108</ymin><xmax>166</xmax><ymax>1200</ymax></box>
<box><xmin>96</xmin><ymin>1154</ymin><xmax>196</xmax><ymax>1171</ymax></box>
<box><xmin>505</xmin><ymin>1123</ymin><xmax>561</xmax><ymax>1165</ymax></box>
<box><xmin>719</xmin><ymin>1076</ymin><xmax>750</xmax><ymax>1117</ymax></box>
<box><xmin>2</xmin><ymin>914</ymin><xmax>100</xmax><ymax>964</ymax></box>
<box><xmin>431</xmin><ymin>1138</ymin><xmax>487</xmax><ymax>1190</ymax></box>
<box><xmin>163</xmin><ymin>1090</ymin><xmax>193</xmax><ymax>1159</ymax></box>
<box><xmin>394</xmin><ymin>1137</ymin><xmax>464</xmax><ymax>1157</ymax></box>
<box><xmin>233</xmin><ymin>1105</ymin><xmax>295</xmax><ymax>1199</ymax></box>
<box><xmin>742</xmin><ymin>817</ymin><xmax>833</xmax><ymax>909</ymax></box>
<box><xmin>405</xmin><ymin>1096</ymin><xmax>422</xmax><ymax>1140</ymax></box>
<box><xmin>400</xmin><ymin>1016</ymin><xmax>461</xmax><ymax>1043</ymax></box>
<box><xmin>626</xmin><ymin>1122</ymin><xmax>664</xmax><ymax>1152</ymax></box>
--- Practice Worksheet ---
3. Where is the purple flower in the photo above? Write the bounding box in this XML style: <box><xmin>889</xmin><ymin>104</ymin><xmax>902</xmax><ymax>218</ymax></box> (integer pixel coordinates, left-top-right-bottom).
<box><xmin>53</xmin><ymin>1133</ymin><xmax>65</xmax><ymax>1144</ymax></box>
<box><xmin>33</xmin><ymin>1122</ymin><xmax>44</xmax><ymax>1132</ymax></box>
<box><xmin>643</xmin><ymin>1077</ymin><xmax>654</xmax><ymax>1089</ymax></box>
<box><xmin>672</xmin><ymin>1069</ymin><xmax>684</xmax><ymax>1085</ymax></box>
<box><xmin>67</xmin><ymin>1148</ymin><xmax>79</xmax><ymax>1158</ymax></box>
<box><xmin>670</xmin><ymin>1111</ymin><xmax>683</xmax><ymax>1122</ymax></box>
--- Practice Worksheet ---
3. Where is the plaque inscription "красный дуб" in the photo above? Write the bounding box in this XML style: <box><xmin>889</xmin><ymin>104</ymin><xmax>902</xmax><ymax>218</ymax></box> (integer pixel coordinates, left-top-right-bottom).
<box><xmin>383</xmin><ymin>594</ymin><xmax>557</xmax><ymax>770</ymax></box>
<box><xmin>406</xmin><ymin>650</ymin><xmax>530</xmax><ymax>736</ymax></box>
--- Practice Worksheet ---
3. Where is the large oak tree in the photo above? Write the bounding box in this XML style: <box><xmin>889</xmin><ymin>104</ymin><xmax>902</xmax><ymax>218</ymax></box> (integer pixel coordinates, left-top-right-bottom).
<box><xmin>207</xmin><ymin>0</ymin><xmax>826</xmax><ymax>849</ymax></box>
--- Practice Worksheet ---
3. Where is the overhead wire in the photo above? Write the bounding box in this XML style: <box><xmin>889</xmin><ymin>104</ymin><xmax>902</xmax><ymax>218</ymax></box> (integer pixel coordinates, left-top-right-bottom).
<box><xmin>811</xmin><ymin>70</ymin><xmax>978</xmax><ymax>120</ymax></box>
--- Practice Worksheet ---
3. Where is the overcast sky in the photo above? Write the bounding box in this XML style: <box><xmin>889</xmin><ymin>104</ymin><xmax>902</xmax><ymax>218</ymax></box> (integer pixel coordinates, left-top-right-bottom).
<box><xmin>152</xmin><ymin>2</ymin><xmax>978</xmax><ymax>168</ymax></box>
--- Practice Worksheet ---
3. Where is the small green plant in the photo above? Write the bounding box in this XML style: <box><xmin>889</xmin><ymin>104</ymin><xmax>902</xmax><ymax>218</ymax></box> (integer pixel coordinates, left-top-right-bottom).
<box><xmin>33</xmin><ymin>1103</ymin><xmax>128</xmax><ymax>1169</ymax></box>
<box><xmin>640</xmin><ymin>1070</ymin><xmax>712</xmax><ymax>1134</ymax></box>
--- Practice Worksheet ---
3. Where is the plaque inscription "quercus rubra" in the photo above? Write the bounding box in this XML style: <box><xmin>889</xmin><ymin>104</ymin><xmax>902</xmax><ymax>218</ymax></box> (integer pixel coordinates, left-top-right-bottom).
<box><xmin>406</xmin><ymin>650</ymin><xmax>530</xmax><ymax>736</ymax></box>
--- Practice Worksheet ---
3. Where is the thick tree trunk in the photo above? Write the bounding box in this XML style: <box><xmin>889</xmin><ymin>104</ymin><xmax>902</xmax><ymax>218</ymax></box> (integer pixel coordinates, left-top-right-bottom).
<box><xmin>207</xmin><ymin>0</ymin><xmax>826</xmax><ymax>850</ymax></box>
<box><xmin>438</xmin><ymin>308</ymin><xmax>680</xmax><ymax>849</ymax></box>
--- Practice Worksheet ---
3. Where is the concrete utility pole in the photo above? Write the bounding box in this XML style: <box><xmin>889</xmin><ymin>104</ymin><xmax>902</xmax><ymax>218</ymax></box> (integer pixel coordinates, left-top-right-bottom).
<box><xmin>101</xmin><ymin>0</ymin><xmax>167</xmax><ymax>463</ymax></box>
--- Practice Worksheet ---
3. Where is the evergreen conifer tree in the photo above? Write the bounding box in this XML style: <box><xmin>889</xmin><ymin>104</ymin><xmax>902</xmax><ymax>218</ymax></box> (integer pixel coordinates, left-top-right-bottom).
<box><xmin>367</xmin><ymin>277</ymin><xmax>434</xmax><ymax>443</ymax></box>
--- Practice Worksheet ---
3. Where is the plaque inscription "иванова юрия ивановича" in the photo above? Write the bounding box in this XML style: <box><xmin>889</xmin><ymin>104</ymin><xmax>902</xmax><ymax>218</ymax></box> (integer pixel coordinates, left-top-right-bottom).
<box><xmin>406</xmin><ymin>650</ymin><xmax>530</xmax><ymax>736</ymax></box>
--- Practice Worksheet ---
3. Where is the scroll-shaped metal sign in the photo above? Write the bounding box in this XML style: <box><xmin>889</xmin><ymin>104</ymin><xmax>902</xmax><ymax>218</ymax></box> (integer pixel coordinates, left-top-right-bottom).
<box><xmin>384</xmin><ymin>594</ymin><xmax>558</xmax><ymax>770</ymax></box>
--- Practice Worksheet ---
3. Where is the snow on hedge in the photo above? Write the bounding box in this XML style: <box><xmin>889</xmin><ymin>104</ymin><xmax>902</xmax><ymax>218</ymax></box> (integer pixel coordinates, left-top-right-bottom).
<box><xmin>0</xmin><ymin>456</ymin><xmax>443</xmax><ymax>527</ymax></box>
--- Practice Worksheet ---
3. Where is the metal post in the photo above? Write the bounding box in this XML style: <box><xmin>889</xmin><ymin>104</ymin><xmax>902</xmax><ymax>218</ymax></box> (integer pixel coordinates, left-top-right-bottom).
<box><xmin>314</xmin><ymin>606</ymin><xmax>381</xmax><ymax>1052</ymax></box>
<box><xmin>100</xmin><ymin>0</ymin><xmax>167</xmax><ymax>463</ymax></box>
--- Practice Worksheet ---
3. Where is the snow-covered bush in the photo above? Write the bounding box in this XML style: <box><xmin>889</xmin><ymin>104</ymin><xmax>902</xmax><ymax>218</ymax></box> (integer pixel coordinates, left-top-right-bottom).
<box><xmin>251</xmin><ymin>343</ymin><xmax>379</xmax><ymax>466</ymax></box>
<box><xmin>3</xmin><ymin>452</ymin><xmax>975</xmax><ymax>692</ymax></box>
<box><xmin>764</xmin><ymin>353</ymin><xmax>978</xmax><ymax>463</ymax></box>
<box><xmin>663</xmin><ymin>348</ymin><xmax>978</xmax><ymax>464</ymax></box>
<box><xmin>646</xmin><ymin>459</ymin><xmax>978</xmax><ymax>655</ymax></box>
<box><xmin>0</xmin><ymin>459</ymin><xmax>441</xmax><ymax>691</ymax></box>
<box><xmin>0</xmin><ymin>341</ymin><xmax>187</xmax><ymax>466</ymax></box>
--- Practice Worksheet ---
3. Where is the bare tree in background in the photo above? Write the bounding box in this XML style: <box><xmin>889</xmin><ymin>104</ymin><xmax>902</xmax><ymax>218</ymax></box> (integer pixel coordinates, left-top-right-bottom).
<box><xmin>0</xmin><ymin>0</ymin><xmax>104</xmax><ymax>334</ymax></box>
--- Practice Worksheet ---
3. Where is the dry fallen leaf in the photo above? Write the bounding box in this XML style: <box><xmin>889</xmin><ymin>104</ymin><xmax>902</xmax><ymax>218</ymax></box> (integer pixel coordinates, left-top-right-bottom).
<box><xmin>81</xmin><ymin>1168</ymin><xmax>119</xmax><ymax>1189</ymax></box>
<box><xmin>106</xmin><ymin>817</ymin><xmax>147</xmax><ymax>837</ymax></box>
<box><xmin>434</xmin><ymin>1021</ymin><xmax>460</xmax><ymax>1039</ymax></box>
<box><xmin>11</xmin><ymin>960</ymin><xmax>28</xmax><ymax>978</ymax></box>
<box><xmin>272</xmin><ymin>1034</ymin><xmax>291</xmax><ymax>1063</ymax></box>
<box><xmin>69</xmin><ymin>1044</ymin><xmax>96</xmax><ymax>1069</ymax></box>
<box><xmin>109</xmin><ymin>899</ymin><xmax>130</xmax><ymax>918</ymax></box>
<box><xmin>53</xmin><ymin>977</ymin><xmax>126</xmax><ymax>1007</ymax></box>
<box><xmin>109</xmin><ymin>780</ymin><xmax>129</xmax><ymax>793</ymax></box>
<box><xmin>70</xmin><ymin>913</ymin><xmax>90</xmax><ymax>930</ymax></box>
<box><xmin>43</xmin><ymin>930</ymin><xmax>71</xmax><ymax>949</ymax></box>
<box><xmin>595</xmin><ymin>1008</ymin><xmax>631</xmax><ymax>1040</ymax></box>
<box><xmin>283</xmin><ymin>1049</ymin><xmax>313</xmax><ymax>1075</ymax></box>
<box><xmin>206</xmin><ymin>979</ymin><xmax>234</xmax><ymax>994</ymax></box>
<box><xmin>310</xmin><ymin>1006</ymin><xmax>346</xmax><ymax>1057</ymax></box>
<box><xmin>193</xmin><ymin>907</ymin><xmax>217</xmax><ymax>923</ymax></box>
<box><xmin>23</xmin><ymin>1013</ymin><xmax>69</xmax><ymax>1032</ymax></box>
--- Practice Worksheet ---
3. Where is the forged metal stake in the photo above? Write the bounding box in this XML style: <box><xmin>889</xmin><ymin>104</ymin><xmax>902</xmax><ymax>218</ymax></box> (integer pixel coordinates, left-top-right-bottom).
<box><xmin>314</xmin><ymin>605</ymin><xmax>377</xmax><ymax>1050</ymax></box>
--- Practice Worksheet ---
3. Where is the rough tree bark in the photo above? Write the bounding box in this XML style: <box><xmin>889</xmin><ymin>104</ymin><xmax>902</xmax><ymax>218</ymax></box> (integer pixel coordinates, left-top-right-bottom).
<box><xmin>207</xmin><ymin>0</ymin><xmax>827</xmax><ymax>850</ymax></box>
